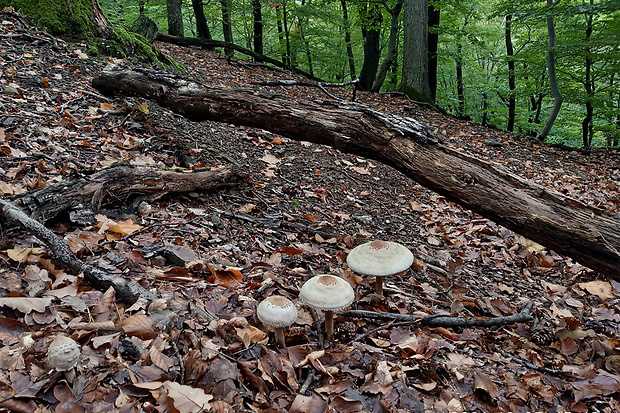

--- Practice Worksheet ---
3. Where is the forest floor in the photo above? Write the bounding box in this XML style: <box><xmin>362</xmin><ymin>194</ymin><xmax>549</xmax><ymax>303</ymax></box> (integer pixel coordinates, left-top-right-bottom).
<box><xmin>1</xmin><ymin>12</ymin><xmax>620</xmax><ymax>413</ymax></box>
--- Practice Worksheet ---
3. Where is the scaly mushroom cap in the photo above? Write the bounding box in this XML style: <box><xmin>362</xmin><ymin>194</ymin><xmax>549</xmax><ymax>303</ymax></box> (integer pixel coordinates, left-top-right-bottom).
<box><xmin>47</xmin><ymin>335</ymin><xmax>81</xmax><ymax>372</ymax></box>
<box><xmin>299</xmin><ymin>275</ymin><xmax>355</xmax><ymax>311</ymax></box>
<box><xmin>346</xmin><ymin>240</ymin><xmax>413</xmax><ymax>276</ymax></box>
<box><xmin>257</xmin><ymin>296</ymin><xmax>298</xmax><ymax>328</ymax></box>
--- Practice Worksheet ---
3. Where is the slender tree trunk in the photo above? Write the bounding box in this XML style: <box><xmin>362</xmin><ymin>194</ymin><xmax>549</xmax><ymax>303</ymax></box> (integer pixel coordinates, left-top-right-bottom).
<box><xmin>275</xmin><ymin>5</ymin><xmax>288</xmax><ymax>66</ymax></box>
<box><xmin>282</xmin><ymin>1</ymin><xmax>293</xmax><ymax>66</ymax></box>
<box><xmin>505</xmin><ymin>14</ymin><xmax>516</xmax><ymax>132</ymax></box>
<box><xmin>371</xmin><ymin>0</ymin><xmax>404</xmax><ymax>92</ymax></box>
<box><xmin>340</xmin><ymin>0</ymin><xmax>356</xmax><ymax>81</ymax></box>
<box><xmin>298</xmin><ymin>23</ymin><xmax>313</xmax><ymax>76</ymax></box>
<box><xmin>428</xmin><ymin>2</ymin><xmax>440</xmax><ymax>102</ymax></box>
<box><xmin>252</xmin><ymin>0</ymin><xmax>263</xmax><ymax>56</ymax></box>
<box><xmin>582</xmin><ymin>2</ymin><xmax>594</xmax><ymax>147</ymax></box>
<box><xmin>139</xmin><ymin>0</ymin><xmax>146</xmax><ymax>15</ymax></box>
<box><xmin>167</xmin><ymin>0</ymin><xmax>184</xmax><ymax>37</ymax></box>
<box><xmin>358</xmin><ymin>3</ymin><xmax>383</xmax><ymax>91</ymax></box>
<box><xmin>221</xmin><ymin>0</ymin><xmax>234</xmax><ymax>56</ymax></box>
<box><xmin>537</xmin><ymin>0</ymin><xmax>563</xmax><ymax>142</ymax></box>
<box><xmin>192</xmin><ymin>0</ymin><xmax>213</xmax><ymax>46</ymax></box>
<box><xmin>456</xmin><ymin>41</ymin><xmax>465</xmax><ymax>116</ymax></box>
<box><xmin>400</xmin><ymin>0</ymin><xmax>432</xmax><ymax>103</ymax></box>
<box><xmin>482</xmin><ymin>91</ymin><xmax>488</xmax><ymax>126</ymax></box>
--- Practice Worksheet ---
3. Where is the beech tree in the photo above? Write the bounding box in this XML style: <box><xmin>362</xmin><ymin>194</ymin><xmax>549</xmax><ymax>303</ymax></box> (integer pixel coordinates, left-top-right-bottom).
<box><xmin>166</xmin><ymin>0</ymin><xmax>184</xmax><ymax>37</ymax></box>
<box><xmin>400</xmin><ymin>0</ymin><xmax>433</xmax><ymax>102</ymax></box>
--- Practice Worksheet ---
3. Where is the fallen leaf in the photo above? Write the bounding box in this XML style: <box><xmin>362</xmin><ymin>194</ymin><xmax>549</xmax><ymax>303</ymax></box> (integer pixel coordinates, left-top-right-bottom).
<box><xmin>122</xmin><ymin>314</ymin><xmax>157</xmax><ymax>339</ymax></box>
<box><xmin>289</xmin><ymin>394</ymin><xmax>327</xmax><ymax>413</ymax></box>
<box><xmin>578</xmin><ymin>281</ymin><xmax>614</xmax><ymax>301</ymax></box>
<box><xmin>571</xmin><ymin>375</ymin><xmax>620</xmax><ymax>402</ymax></box>
<box><xmin>0</xmin><ymin>297</ymin><xmax>52</xmax><ymax>314</ymax></box>
<box><xmin>162</xmin><ymin>381</ymin><xmax>213</xmax><ymax>412</ymax></box>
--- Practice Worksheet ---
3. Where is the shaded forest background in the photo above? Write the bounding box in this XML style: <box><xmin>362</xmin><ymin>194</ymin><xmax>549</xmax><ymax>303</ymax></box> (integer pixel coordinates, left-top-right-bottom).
<box><xmin>96</xmin><ymin>0</ymin><xmax>620</xmax><ymax>148</ymax></box>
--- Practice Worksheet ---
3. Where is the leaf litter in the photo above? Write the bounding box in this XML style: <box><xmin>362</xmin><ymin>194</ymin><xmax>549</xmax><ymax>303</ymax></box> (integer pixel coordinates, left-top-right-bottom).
<box><xmin>0</xmin><ymin>10</ymin><xmax>619</xmax><ymax>412</ymax></box>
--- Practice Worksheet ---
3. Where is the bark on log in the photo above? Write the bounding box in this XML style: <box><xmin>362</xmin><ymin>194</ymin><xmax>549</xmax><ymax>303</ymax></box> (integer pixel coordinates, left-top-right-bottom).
<box><xmin>8</xmin><ymin>164</ymin><xmax>246</xmax><ymax>223</ymax></box>
<box><xmin>91</xmin><ymin>65</ymin><xmax>620</xmax><ymax>279</ymax></box>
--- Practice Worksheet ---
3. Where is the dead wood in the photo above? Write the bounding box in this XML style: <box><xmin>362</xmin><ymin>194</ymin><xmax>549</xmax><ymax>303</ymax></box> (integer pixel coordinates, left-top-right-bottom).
<box><xmin>91</xmin><ymin>65</ymin><xmax>620</xmax><ymax>278</ymax></box>
<box><xmin>155</xmin><ymin>33</ymin><xmax>321</xmax><ymax>82</ymax></box>
<box><xmin>342</xmin><ymin>302</ymin><xmax>534</xmax><ymax>328</ymax></box>
<box><xmin>8</xmin><ymin>164</ymin><xmax>246</xmax><ymax>223</ymax></box>
<box><xmin>0</xmin><ymin>199</ymin><xmax>157</xmax><ymax>304</ymax></box>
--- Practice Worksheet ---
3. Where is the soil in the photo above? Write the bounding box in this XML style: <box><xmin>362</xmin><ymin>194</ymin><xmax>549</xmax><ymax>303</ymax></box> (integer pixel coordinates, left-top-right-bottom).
<box><xmin>1</xmin><ymin>11</ymin><xmax>620</xmax><ymax>412</ymax></box>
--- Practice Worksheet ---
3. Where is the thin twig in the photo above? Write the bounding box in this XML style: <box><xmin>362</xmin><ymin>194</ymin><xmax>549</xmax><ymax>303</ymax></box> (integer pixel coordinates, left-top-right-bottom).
<box><xmin>500</xmin><ymin>350</ymin><xmax>579</xmax><ymax>378</ymax></box>
<box><xmin>342</xmin><ymin>302</ymin><xmax>534</xmax><ymax>328</ymax></box>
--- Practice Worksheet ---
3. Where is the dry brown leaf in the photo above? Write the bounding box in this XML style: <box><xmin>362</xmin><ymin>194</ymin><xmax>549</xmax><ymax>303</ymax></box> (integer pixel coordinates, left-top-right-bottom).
<box><xmin>6</xmin><ymin>247</ymin><xmax>45</xmax><ymax>263</ymax></box>
<box><xmin>289</xmin><ymin>394</ymin><xmax>327</xmax><ymax>413</ymax></box>
<box><xmin>571</xmin><ymin>375</ymin><xmax>620</xmax><ymax>402</ymax></box>
<box><xmin>53</xmin><ymin>383</ymin><xmax>85</xmax><ymax>413</ymax></box>
<box><xmin>234</xmin><ymin>325</ymin><xmax>267</xmax><ymax>347</ymax></box>
<box><xmin>149</xmin><ymin>346</ymin><xmax>174</xmax><ymax>371</ymax></box>
<box><xmin>0</xmin><ymin>297</ymin><xmax>52</xmax><ymax>314</ymax></box>
<box><xmin>122</xmin><ymin>314</ymin><xmax>157</xmax><ymax>339</ymax></box>
<box><xmin>0</xmin><ymin>346</ymin><xmax>25</xmax><ymax>370</ymax></box>
<box><xmin>162</xmin><ymin>381</ymin><xmax>213</xmax><ymax>412</ymax></box>
<box><xmin>578</xmin><ymin>280</ymin><xmax>615</xmax><ymax>301</ymax></box>
<box><xmin>473</xmin><ymin>372</ymin><xmax>499</xmax><ymax>401</ymax></box>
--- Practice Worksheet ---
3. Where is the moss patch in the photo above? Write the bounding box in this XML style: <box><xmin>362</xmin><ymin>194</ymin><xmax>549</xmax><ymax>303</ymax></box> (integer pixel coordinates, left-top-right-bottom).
<box><xmin>1</xmin><ymin>0</ymin><xmax>93</xmax><ymax>38</ymax></box>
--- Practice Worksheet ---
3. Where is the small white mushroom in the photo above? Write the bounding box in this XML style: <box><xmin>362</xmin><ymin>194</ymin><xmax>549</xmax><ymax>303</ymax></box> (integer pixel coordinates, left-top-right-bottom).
<box><xmin>346</xmin><ymin>240</ymin><xmax>413</xmax><ymax>296</ymax></box>
<box><xmin>47</xmin><ymin>335</ymin><xmax>81</xmax><ymax>372</ymax></box>
<box><xmin>299</xmin><ymin>275</ymin><xmax>355</xmax><ymax>341</ymax></box>
<box><xmin>257</xmin><ymin>296</ymin><xmax>298</xmax><ymax>347</ymax></box>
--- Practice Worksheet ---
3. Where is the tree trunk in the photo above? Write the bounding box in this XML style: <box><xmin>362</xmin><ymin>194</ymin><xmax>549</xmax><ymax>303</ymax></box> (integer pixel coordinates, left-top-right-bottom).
<box><xmin>371</xmin><ymin>0</ymin><xmax>403</xmax><ymax>92</ymax></box>
<box><xmin>340</xmin><ymin>0</ymin><xmax>356</xmax><ymax>81</ymax></box>
<box><xmin>275</xmin><ymin>5</ymin><xmax>288</xmax><ymax>66</ymax></box>
<box><xmin>505</xmin><ymin>14</ymin><xmax>516</xmax><ymax>132</ymax></box>
<box><xmin>456</xmin><ymin>41</ymin><xmax>465</xmax><ymax>116</ymax></box>
<box><xmin>93</xmin><ymin>65</ymin><xmax>620</xmax><ymax>279</ymax></box>
<box><xmin>400</xmin><ymin>0</ymin><xmax>432</xmax><ymax>103</ymax></box>
<box><xmin>191</xmin><ymin>0</ymin><xmax>213</xmax><ymax>46</ymax></box>
<box><xmin>358</xmin><ymin>3</ymin><xmax>383</xmax><ymax>91</ymax></box>
<box><xmin>167</xmin><ymin>0</ymin><xmax>184</xmax><ymax>37</ymax></box>
<box><xmin>282</xmin><ymin>1</ymin><xmax>293</xmax><ymax>67</ymax></box>
<box><xmin>252</xmin><ymin>0</ymin><xmax>263</xmax><ymax>56</ymax></box>
<box><xmin>428</xmin><ymin>3</ymin><xmax>440</xmax><ymax>102</ymax></box>
<box><xmin>537</xmin><ymin>0</ymin><xmax>563</xmax><ymax>142</ymax></box>
<box><xmin>582</xmin><ymin>2</ymin><xmax>594</xmax><ymax>148</ymax></box>
<box><xmin>221</xmin><ymin>0</ymin><xmax>234</xmax><ymax>56</ymax></box>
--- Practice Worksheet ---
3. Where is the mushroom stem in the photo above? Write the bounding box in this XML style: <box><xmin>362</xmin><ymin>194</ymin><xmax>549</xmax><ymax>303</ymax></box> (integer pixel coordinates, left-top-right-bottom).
<box><xmin>324</xmin><ymin>311</ymin><xmax>334</xmax><ymax>341</ymax></box>
<box><xmin>375</xmin><ymin>276</ymin><xmax>384</xmax><ymax>296</ymax></box>
<box><xmin>274</xmin><ymin>327</ymin><xmax>286</xmax><ymax>347</ymax></box>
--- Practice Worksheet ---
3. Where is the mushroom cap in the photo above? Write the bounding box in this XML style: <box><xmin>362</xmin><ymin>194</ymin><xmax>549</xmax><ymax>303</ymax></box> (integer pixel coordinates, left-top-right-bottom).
<box><xmin>346</xmin><ymin>240</ymin><xmax>414</xmax><ymax>276</ymax></box>
<box><xmin>257</xmin><ymin>296</ymin><xmax>298</xmax><ymax>328</ymax></box>
<box><xmin>47</xmin><ymin>335</ymin><xmax>81</xmax><ymax>371</ymax></box>
<box><xmin>299</xmin><ymin>275</ymin><xmax>355</xmax><ymax>312</ymax></box>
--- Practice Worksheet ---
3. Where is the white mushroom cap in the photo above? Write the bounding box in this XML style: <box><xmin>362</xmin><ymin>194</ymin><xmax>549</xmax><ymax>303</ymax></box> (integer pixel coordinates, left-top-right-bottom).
<box><xmin>346</xmin><ymin>240</ymin><xmax>413</xmax><ymax>276</ymax></box>
<box><xmin>257</xmin><ymin>296</ymin><xmax>298</xmax><ymax>328</ymax></box>
<box><xmin>299</xmin><ymin>275</ymin><xmax>355</xmax><ymax>311</ymax></box>
<box><xmin>47</xmin><ymin>335</ymin><xmax>81</xmax><ymax>371</ymax></box>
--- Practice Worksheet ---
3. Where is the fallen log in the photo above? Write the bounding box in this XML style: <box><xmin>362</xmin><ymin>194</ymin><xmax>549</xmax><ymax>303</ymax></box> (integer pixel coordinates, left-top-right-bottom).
<box><xmin>8</xmin><ymin>164</ymin><xmax>246</xmax><ymax>223</ymax></box>
<box><xmin>92</xmin><ymin>65</ymin><xmax>620</xmax><ymax>278</ymax></box>
<box><xmin>155</xmin><ymin>33</ymin><xmax>321</xmax><ymax>82</ymax></box>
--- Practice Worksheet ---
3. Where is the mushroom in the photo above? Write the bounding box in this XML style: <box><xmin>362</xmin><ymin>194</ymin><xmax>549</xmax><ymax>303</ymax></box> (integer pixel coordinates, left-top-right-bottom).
<box><xmin>346</xmin><ymin>240</ymin><xmax>413</xmax><ymax>296</ymax></box>
<box><xmin>47</xmin><ymin>335</ymin><xmax>81</xmax><ymax>380</ymax></box>
<box><xmin>257</xmin><ymin>296</ymin><xmax>298</xmax><ymax>347</ymax></box>
<box><xmin>299</xmin><ymin>275</ymin><xmax>355</xmax><ymax>341</ymax></box>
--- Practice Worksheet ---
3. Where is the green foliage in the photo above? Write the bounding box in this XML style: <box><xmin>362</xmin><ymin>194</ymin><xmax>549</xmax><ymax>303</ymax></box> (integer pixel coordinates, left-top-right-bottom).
<box><xmin>96</xmin><ymin>0</ymin><xmax>620</xmax><ymax>147</ymax></box>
